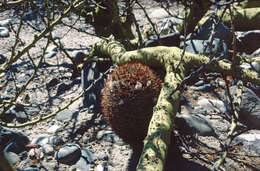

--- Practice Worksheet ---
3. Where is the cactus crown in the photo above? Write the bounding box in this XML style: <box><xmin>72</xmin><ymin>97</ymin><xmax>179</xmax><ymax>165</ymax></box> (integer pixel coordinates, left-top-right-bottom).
<box><xmin>101</xmin><ymin>62</ymin><xmax>163</xmax><ymax>144</ymax></box>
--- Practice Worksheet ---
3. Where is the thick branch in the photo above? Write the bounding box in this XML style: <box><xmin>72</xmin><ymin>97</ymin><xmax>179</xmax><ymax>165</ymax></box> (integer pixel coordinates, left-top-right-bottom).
<box><xmin>92</xmin><ymin>41</ymin><xmax>260</xmax><ymax>171</ymax></box>
<box><xmin>136</xmin><ymin>70</ymin><xmax>183</xmax><ymax>171</ymax></box>
<box><xmin>94</xmin><ymin>42</ymin><xmax>260</xmax><ymax>85</ymax></box>
<box><xmin>221</xmin><ymin>7</ymin><xmax>260</xmax><ymax>31</ymax></box>
<box><xmin>178</xmin><ymin>0</ymin><xmax>260</xmax><ymax>34</ymax></box>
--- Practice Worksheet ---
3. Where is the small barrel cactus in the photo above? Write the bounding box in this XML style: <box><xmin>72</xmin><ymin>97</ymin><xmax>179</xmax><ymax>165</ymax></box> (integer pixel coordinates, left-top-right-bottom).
<box><xmin>101</xmin><ymin>62</ymin><xmax>163</xmax><ymax>145</ymax></box>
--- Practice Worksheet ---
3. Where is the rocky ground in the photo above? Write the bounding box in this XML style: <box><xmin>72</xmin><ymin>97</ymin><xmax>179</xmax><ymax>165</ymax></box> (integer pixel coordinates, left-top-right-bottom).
<box><xmin>0</xmin><ymin>1</ymin><xmax>260</xmax><ymax>171</ymax></box>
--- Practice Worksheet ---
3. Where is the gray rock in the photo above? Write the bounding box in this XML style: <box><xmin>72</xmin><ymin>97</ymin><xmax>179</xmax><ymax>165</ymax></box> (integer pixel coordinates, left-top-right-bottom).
<box><xmin>241</xmin><ymin>61</ymin><xmax>260</xmax><ymax>74</ymax></box>
<box><xmin>251</xmin><ymin>61</ymin><xmax>260</xmax><ymax>73</ymax></box>
<box><xmin>194</xmin><ymin>16</ymin><xmax>232</xmax><ymax>48</ymax></box>
<box><xmin>17</xmin><ymin>74</ymin><xmax>31</xmax><ymax>83</ymax></box>
<box><xmin>31</xmin><ymin>134</ymin><xmax>50</xmax><ymax>146</ymax></box>
<box><xmin>0</xmin><ymin>19</ymin><xmax>11</xmax><ymax>27</ymax></box>
<box><xmin>4</xmin><ymin>106</ymin><xmax>28</xmax><ymax>123</ymax></box>
<box><xmin>44</xmin><ymin>50</ymin><xmax>57</xmax><ymax>58</ymax></box>
<box><xmin>238</xmin><ymin>30</ymin><xmax>260</xmax><ymax>54</ymax></box>
<box><xmin>240</xmin><ymin>63</ymin><xmax>251</xmax><ymax>70</ymax></box>
<box><xmin>44</xmin><ymin>45</ymin><xmax>58</xmax><ymax>58</ymax></box>
<box><xmin>230</xmin><ymin>86</ymin><xmax>260</xmax><ymax>129</ymax></box>
<box><xmin>0</xmin><ymin>27</ymin><xmax>9</xmax><ymax>37</ymax></box>
<box><xmin>97</xmin><ymin>152</ymin><xmax>108</xmax><ymax>160</ymax></box>
<box><xmin>81</xmin><ymin>148</ymin><xmax>96</xmax><ymax>163</ymax></box>
<box><xmin>195</xmin><ymin>98</ymin><xmax>227</xmax><ymax>114</ymax></box>
<box><xmin>194</xmin><ymin>80</ymin><xmax>204</xmax><ymax>86</ymax></box>
<box><xmin>23</xmin><ymin>167</ymin><xmax>41</xmax><ymax>171</ymax></box>
<box><xmin>48</xmin><ymin>136</ymin><xmax>64</xmax><ymax>146</ymax></box>
<box><xmin>150</xmin><ymin>8</ymin><xmax>168</xmax><ymax>19</ymax></box>
<box><xmin>234</xmin><ymin>134</ymin><xmax>260</xmax><ymax>154</ymax></box>
<box><xmin>182</xmin><ymin>38</ymin><xmax>227</xmax><ymax>58</ymax></box>
<box><xmin>15</xmin><ymin>110</ymin><xmax>28</xmax><ymax>123</ymax></box>
<box><xmin>4</xmin><ymin>85</ymin><xmax>14</xmax><ymax>93</ymax></box>
<box><xmin>5</xmin><ymin>151</ymin><xmax>20</xmax><ymax>165</ymax></box>
<box><xmin>144</xmin><ymin>32</ymin><xmax>181</xmax><ymax>47</ymax></box>
<box><xmin>32</xmin><ymin>134</ymin><xmax>64</xmax><ymax>147</ymax></box>
<box><xmin>46</xmin><ymin>45</ymin><xmax>58</xmax><ymax>53</ymax></box>
<box><xmin>74</xmin><ymin>157</ymin><xmax>90</xmax><ymax>171</ymax></box>
<box><xmin>56</xmin><ymin>109</ymin><xmax>73</xmax><ymax>121</ymax></box>
<box><xmin>96</xmin><ymin>130</ymin><xmax>115</xmax><ymax>143</ymax></box>
<box><xmin>24</xmin><ymin>106</ymin><xmax>40</xmax><ymax>116</ymax></box>
<box><xmin>47</xmin><ymin>125</ymin><xmax>61</xmax><ymax>133</ymax></box>
<box><xmin>160</xmin><ymin>17</ymin><xmax>182</xmax><ymax>35</ymax></box>
<box><xmin>56</xmin><ymin>144</ymin><xmax>82</xmax><ymax>165</ymax></box>
<box><xmin>42</xmin><ymin>144</ymin><xmax>54</xmax><ymax>155</ymax></box>
<box><xmin>0</xmin><ymin>54</ymin><xmax>7</xmax><ymax>64</ymax></box>
<box><xmin>0</xmin><ymin>126</ymin><xmax>29</xmax><ymax>153</ymax></box>
<box><xmin>24</xmin><ymin>10</ymin><xmax>38</xmax><ymax>21</ymax></box>
<box><xmin>95</xmin><ymin>164</ymin><xmax>104</xmax><ymax>171</ymax></box>
<box><xmin>190</xmin><ymin>83</ymin><xmax>217</xmax><ymax>91</ymax></box>
<box><xmin>175</xmin><ymin>113</ymin><xmax>217</xmax><ymax>137</ymax></box>
<box><xmin>0</xmin><ymin>108</ymin><xmax>16</xmax><ymax>123</ymax></box>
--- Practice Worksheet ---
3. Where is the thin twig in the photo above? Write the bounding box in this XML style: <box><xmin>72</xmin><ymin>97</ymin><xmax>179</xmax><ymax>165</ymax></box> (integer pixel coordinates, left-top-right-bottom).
<box><xmin>0</xmin><ymin>0</ymin><xmax>83</xmax><ymax>74</ymax></box>
<box><xmin>135</xmin><ymin>0</ymin><xmax>160</xmax><ymax>41</ymax></box>
<box><xmin>0</xmin><ymin>64</ymin><xmax>114</xmax><ymax>128</ymax></box>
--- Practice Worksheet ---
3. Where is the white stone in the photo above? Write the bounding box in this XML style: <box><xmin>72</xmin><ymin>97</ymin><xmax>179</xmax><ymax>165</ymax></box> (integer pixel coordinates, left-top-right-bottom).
<box><xmin>46</xmin><ymin>45</ymin><xmax>58</xmax><ymax>52</ymax></box>
<box><xmin>252</xmin><ymin>61</ymin><xmax>260</xmax><ymax>73</ymax></box>
<box><xmin>47</xmin><ymin>125</ymin><xmax>61</xmax><ymax>133</ymax></box>
<box><xmin>150</xmin><ymin>8</ymin><xmax>169</xmax><ymax>19</ymax></box>
<box><xmin>196</xmin><ymin>98</ymin><xmax>227</xmax><ymax>114</ymax></box>
<box><xmin>0</xmin><ymin>27</ymin><xmax>9</xmax><ymax>37</ymax></box>
<box><xmin>237</xmin><ymin>134</ymin><xmax>260</xmax><ymax>142</ymax></box>
<box><xmin>0</xmin><ymin>19</ymin><xmax>11</xmax><ymax>27</ymax></box>
<box><xmin>95</xmin><ymin>164</ymin><xmax>104</xmax><ymax>171</ymax></box>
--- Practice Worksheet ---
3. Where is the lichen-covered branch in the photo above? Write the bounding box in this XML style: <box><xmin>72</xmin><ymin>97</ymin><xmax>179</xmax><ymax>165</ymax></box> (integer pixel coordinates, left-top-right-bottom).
<box><xmin>53</xmin><ymin>0</ymin><xmax>135</xmax><ymax>40</ymax></box>
<box><xmin>177</xmin><ymin>0</ymin><xmax>211</xmax><ymax>34</ymax></box>
<box><xmin>93</xmin><ymin>41</ymin><xmax>260</xmax><ymax>85</ymax></box>
<box><xmin>136</xmin><ymin>69</ymin><xmax>183</xmax><ymax>171</ymax></box>
<box><xmin>221</xmin><ymin>7</ymin><xmax>260</xmax><ymax>31</ymax></box>
<box><xmin>92</xmin><ymin>41</ymin><xmax>260</xmax><ymax>171</ymax></box>
<box><xmin>178</xmin><ymin>0</ymin><xmax>260</xmax><ymax>34</ymax></box>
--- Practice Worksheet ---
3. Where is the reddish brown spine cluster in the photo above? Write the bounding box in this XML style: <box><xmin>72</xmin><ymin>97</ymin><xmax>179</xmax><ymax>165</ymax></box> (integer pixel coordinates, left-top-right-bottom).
<box><xmin>101</xmin><ymin>62</ymin><xmax>162</xmax><ymax>144</ymax></box>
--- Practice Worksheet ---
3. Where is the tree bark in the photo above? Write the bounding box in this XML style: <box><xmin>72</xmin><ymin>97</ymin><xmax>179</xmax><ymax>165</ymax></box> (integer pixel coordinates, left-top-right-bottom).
<box><xmin>178</xmin><ymin>0</ymin><xmax>260</xmax><ymax>34</ymax></box>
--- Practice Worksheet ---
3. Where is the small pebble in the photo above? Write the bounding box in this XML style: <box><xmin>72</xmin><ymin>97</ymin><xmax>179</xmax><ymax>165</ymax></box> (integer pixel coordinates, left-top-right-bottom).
<box><xmin>5</xmin><ymin>151</ymin><xmax>20</xmax><ymax>165</ymax></box>
<box><xmin>42</xmin><ymin>144</ymin><xmax>54</xmax><ymax>155</ymax></box>
<box><xmin>47</xmin><ymin>125</ymin><xmax>61</xmax><ymax>133</ymax></box>
<box><xmin>0</xmin><ymin>27</ymin><xmax>9</xmax><ymax>37</ymax></box>
<box><xmin>56</xmin><ymin>109</ymin><xmax>74</xmax><ymax>121</ymax></box>
<box><xmin>56</xmin><ymin>144</ymin><xmax>81</xmax><ymax>165</ymax></box>
<box><xmin>0</xmin><ymin>19</ymin><xmax>11</xmax><ymax>27</ymax></box>
<box><xmin>95</xmin><ymin>164</ymin><xmax>104</xmax><ymax>171</ymax></box>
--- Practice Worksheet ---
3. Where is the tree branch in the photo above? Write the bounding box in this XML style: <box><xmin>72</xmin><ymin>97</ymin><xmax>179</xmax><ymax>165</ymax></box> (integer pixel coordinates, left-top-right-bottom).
<box><xmin>92</xmin><ymin>40</ymin><xmax>260</xmax><ymax>171</ymax></box>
